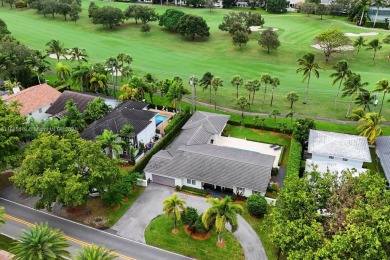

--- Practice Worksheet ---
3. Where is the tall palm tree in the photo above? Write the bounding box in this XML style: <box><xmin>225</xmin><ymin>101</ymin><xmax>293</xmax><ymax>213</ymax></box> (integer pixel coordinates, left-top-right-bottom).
<box><xmin>373</xmin><ymin>78</ymin><xmax>390</xmax><ymax>117</ymax></box>
<box><xmin>123</xmin><ymin>54</ymin><xmax>133</xmax><ymax>66</ymax></box>
<box><xmin>270</xmin><ymin>109</ymin><xmax>281</xmax><ymax>124</ymax></box>
<box><xmin>56</xmin><ymin>62</ymin><xmax>71</xmax><ymax>88</ymax></box>
<box><xmin>96</xmin><ymin>129</ymin><xmax>123</xmax><ymax>159</ymax></box>
<box><xmin>202</xmin><ymin>196</ymin><xmax>243</xmax><ymax>245</ymax></box>
<box><xmin>286</xmin><ymin>91</ymin><xmax>299</xmax><ymax>109</ymax></box>
<box><xmin>0</xmin><ymin>206</ymin><xmax>5</xmax><ymax>226</ymax></box>
<box><xmin>270</xmin><ymin>77</ymin><xmax>280</xmax><ymax>107</ymax></box>
<box><xmin>286</xmin><ymin>110</ymin><xmax>295</xmax><ymax>124</ymax></box>
<box><xmin>211</xmin><ymin>77</ymin><xmax>223</xmax><ymax>111</ymax></box>
<box><xmin>24</xmin><ymin>50</ymin><xmax>50</xmax><ymax>84</ymax></box>
<box><xmin>296</xmin><ymin>53</ymin><xmax>323</xmax><ymax>104</ymax></box>
<box><xmin>90</xmin><ymin>72</ymin><xmax>108</xmax><ymax>93</ymax></box>
<box><xmin>231</xmin><ymin>75</ymin><xmax>244</xmax><ymax>98</ymax></box>
<box><xmin>72</xmin><ymin>65</ymin><xmax>93</xmax><ymax>92</ymax></box>
<box><xmin>236</xmin><ymin>96</ymin><xmax>250</xmax><ymax>124</ymax></box>
<box><xmin>354</xmin><ymin>91</ymin><xmax>374</xmax><ymax>111</ymax></box>
<box><xmin>117</xmin><ymin>52</ymin><xmax>126</xmax><ymax>67</ymax></box>
<box><xmin>121</xmin><ymin>66</ymin><xmax>132</xmax><ymax>82</ymax></box>
<box><xmin>162</xmin><ymin>193</ymin><xmax>186</xmax><ymax>232</ymax></box>
<box><xmin>120</xmin><ymin>124</ymin><xmax>135</xmax><ymax>160</ymax></box>
<box><xmin>46</xmin><ymin>39</ymin><xmax>66</xmax><ymax>63</ymax></box>
<box><xmin>10</xmin><ymin>223</ymin><xmax>71</xmax><ymax>260</ymax></box>
<box><xmin>245</xmin><ymin>79</ymin><xmax>260</xmax><ymax>105</ymax></box>
<box><xmin>69</xmin><ymin>47</ymin><xmax>88</xmax><ymax>64</ymax></box>
<box><xmin>165</xmin><ymin>80</ymin><xmax>189</xmax><ymax>112</ymax></box>
<box><xmin>357</xmin><ymin>112</ymin><xmax>386</xmax><ymax>144</ymax></box>
<box><xmin>200</xmin><ymin>72</ymin><xmax>214</xmax><ymax>103</ymax></box>
<box><xmin>75</xmin><ymin>245</ymin><xmax>117</xmax><ymax>260</ymax></box>
<box><xmin>353</xmin><ymin>36</ymin><xmax>366</xmax><ymax>54</ymax></box>
<box><xmin>9</xmin><ymin>99</ymin><xmax>23</xmax><ymax>111</ymax></box>
<box><xmin>342</xmin><ymin>73</ymin><xmax>369</xmax><ymax>117</ymax></box>
<box><xmin>330</xmin><ymin>60</ymin><xmax>352</xmax><ymax>109</ymax></box>
<box><xmin>372</xmin><ymin>0</ymin><xmax>383</xmax><ymax>27</ymax></box>
<box><xmin>260</xmin><ymin>73</ymin><xmax>272</xmax><ymax>108</ymax></box>
<box><xmin>366</xmin><ymin>39</ymin><xmax>382</xmax><ymax>61</ymax></box>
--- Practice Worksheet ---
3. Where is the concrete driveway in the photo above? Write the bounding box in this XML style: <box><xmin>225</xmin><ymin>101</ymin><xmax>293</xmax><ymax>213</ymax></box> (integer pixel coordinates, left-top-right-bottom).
<box><xmin>112</xmin><ymin>183</ymin><xmax>267</xmax><ymax>260</ymax></box>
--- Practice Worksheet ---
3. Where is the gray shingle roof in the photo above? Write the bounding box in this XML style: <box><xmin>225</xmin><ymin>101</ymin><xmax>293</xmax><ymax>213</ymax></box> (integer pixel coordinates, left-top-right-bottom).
<box><xmin>308</xmin><ymin>130</ymin><xmax>371</xmax><ymax>162</ymax></box>
<box><xmin>144</xmin><ymin>111</ymin><xmax>274</xmax><ymax>193</ymax></box>
<box><xmin>81</xmin><ymin>101</ymin><xmax>156</xmax><ymax>141</ymax></box>
<box><xmin>376</xmin><ymin>136</ymin><xmax>390</xmax><ymax>184</ymax></box>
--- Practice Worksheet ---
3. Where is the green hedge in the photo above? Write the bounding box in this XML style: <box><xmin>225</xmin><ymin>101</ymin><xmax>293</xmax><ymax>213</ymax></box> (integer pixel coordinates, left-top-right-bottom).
<box><xmin>228</xmin><ymin>120</ymin><xmax>293</xmax><ymax>134</ymax></box>
<box><xmin>365</xmin><ymin>21</ymin><xmax>389</xmax><ymax>29</ymax></box>
<box><xmin>130</xmin><ymin>111</ymin><xmax>191</xmax><ymax>173</ymax></box>
<box><xmin>285</xmin><ymin>138</ymin><xmax>302</xmax><ymax>181</ymax></box>
<box><xmin>164</xmin><ymin>111</ymin><xmax>189</xmax><ymax>135</ymax></box>
<box><xmin>182</xmin><ymin>185</ymin><xmax>209</xmax><ymax>197</ymax></box>
<box><xmin>278</xmin><ymin>146</ymin><xmax>284</xmax><ymax>166</ymax></box>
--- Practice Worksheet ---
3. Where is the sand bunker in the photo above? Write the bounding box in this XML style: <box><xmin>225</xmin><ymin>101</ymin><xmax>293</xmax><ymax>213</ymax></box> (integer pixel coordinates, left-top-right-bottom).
<box><xmin>105</xmin><ymin>67</ymin><xmax>122</xmax><ymax>77</ymax></box>
<box><xmin>344</xmin><ymin>32</ymin><xmax>378</xmax><ymax>37</ymax></box>
<box><xmin>311</xmin><ymin>44</ymin><xmax>354</xmax><ymax>51</ymax></box>
<box><xmin>48</xmin><ymin>54</ymin><xmax>72</xmax><ymax>60</ymax></box>
<box><xmin>249</xmin><ymin>26</ymin><xmax>279</xmax><ymax>32</ymax></box>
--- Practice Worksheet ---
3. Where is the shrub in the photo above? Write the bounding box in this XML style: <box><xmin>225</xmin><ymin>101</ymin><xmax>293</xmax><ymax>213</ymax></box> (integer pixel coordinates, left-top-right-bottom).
<box><xmin>175</xmin><ymin>185</ymin><xmax>182</xmax><ymax>191</ymax></box>
<box><xmin>286</xmin><ymin>138</ymin><xmax>302</xmax><ymax>180</ymax></box>
<box><xmin>181</xmin><ymin>207</ymin><xmax>198</xmax><ymax>226</ymax></box>
<box><xmin>195</xmin><ymin>214</ymin><xmax>209</xmax><ymax>234</ymax></box>
<box><xmin>101</xmin><ymin>186</ymin><xmax>125</xmax><ymax>207</ymax></box>
<box><xmin>181</xmin><ymin>186</ymin><xmax>209</xmax><ymax>197</ymax></box>
<box><xmin>271</xmin><ymin>167</ymin><xmax>279</xmax><ymax>176</ymax></box>
<box><xmin>267</xmin><ymin>183</ymin><xmax>278</xmax><ymax>192</ymax></box>
<box><xmin>158</xmin><ymin>9</ymin><xmax>185</xmax><ymax>31</ymax></box>
<box><xmin>247</xmin><ymin>194</ymin><xmax>268</xmax><ymax>218</ymax></box>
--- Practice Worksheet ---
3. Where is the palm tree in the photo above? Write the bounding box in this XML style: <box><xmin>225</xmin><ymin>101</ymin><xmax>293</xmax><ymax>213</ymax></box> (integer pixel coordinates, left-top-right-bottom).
<box><xmin>56</xmin><ymin>62</ymin><xmax>71</xmax><ymax>89</ymax></box>
<box><xmin>366</xmin><ymin>39</ymin><xmax>382</xmax><ymax>61</ymax></box>
<box><xmin>202</xmin><ymin>196</ymin><xmax>243</xmax><ymax>246</ymax></box>
<box><xmin>121</xmin><ymin>66</ymin><xmax>132</xmax><ymax>82</ymax></box>
<box><xmin>117</xmin><ymin>52</ymin><xmax>126</xmax><ymax>67</ymax></box>
<box><xmin>46</xmin><ymin>39</ymin><xmax>66</xmax><ymax>63</ymax></box>
<box><xmin>211</xmin><ymin>77</ymin><xmax>223</xmax><ymax>111</ymax></box>
<box><xmin>200</xmin><ymin>72</ymin><xmax>214</xmax><ymax>103</ymax></box>
<box><xmin>96</xmin><ymin>129</ymin><xmax>123</xmax><ymax>159</ymax></box>
<box><xmin>123</xmin><ymin>54</ymin><xmax>133</xmax><ymax>66</ymax></box>
<box><xmin>90</xmin><ymin>72</ymin><xmax>108</xmax><ymax>93</ymax></box>
<box><xmin>330</xmin><ymin>60</ymin><xmax>352</xmax><ymax>109</ymax></box>
<box><xmin>231</xmin><ymin>75</ymin><xmax>244</xmax><ymax>98</ymax></box>
<box><xmin>286</xmin><ymin>91</ymin><xmax>299</xmax><ymax>109</ymax></box>
<box><xmin>372</xmin><ymin>0</ymin><xmax>383</xmax><ymax>27</ymax></box>
<box><xmin>245</xmin><ymin>79</ymin><xmax>260</xmax><ymax>105</ymax></box>
<box><xmin>270</xmin><ymin>77</ymin><xmax>280</xmax><ymax>107</ymax></box>
<box><xmin>358</xmin><ymin>0</ymin><xmax>371</xmax><ymax>26</ymax></box>
<box><xmin>260</xmin><ymin>74</ymin><xmax>272</xmax><ymax>108</ymax></box>
<box><xmin>342</xmin><ymin>73</ymin><xmax>369</xmax><ymax>117</ymax></box>
<box><xmin>75</xmin><ymin>245</ymin><xmax>117</xmax><ymax>260</ymax></box>
<box><xmin>373</xmin><ymin>78</ymin><xmax>390</xmax><ymax>117</ymax></box>
<box><xmin>120</xmin><ymin>124</ymin><xmax>136</xmax><ymax>161</ymax></box>
<box><xmin>69</xmin><ymin>47</ymin><xmax>88</xmax><ymax>64</ymax></box>
<box><xmin>357</xmin><ymin>112</ymin><xmax>386</xmax><ymax>144</ymax></box>
<box><xmin>9</xmin><ymin>99</ymin><xmax>23</xmax><ymax>111</ymax></box>
<box><xmin>296</xmin><ymin>53</ymin><xmax>323</xmax><ymax>104</ymax></box>
<box><xmin>354</xmin><ymin>36</ymin><xmax>366</xmax><ymax>54</ymax></box>
<box><xmin>286</xmin><ymin>110</ymin><xmax>295</xmax><ymax>124</ymax></box>
<box><xmin>10</xmin><ymin>223</ymin><xmax>70</xmax><ymax>260</ymax></box>
<box><xmin>166</xmin><ymin>80</ymin><xmax>189</xmax><ymax>112</ymax></box>
<box><xmin>349</xmin><ymin>108</ymin><xmax>366</xmax><ymax>121</ymax></box>
<box><xmin>0</xmin><ymin>206</ymin><xmax>5</xmax><ymax>226</ymax></box>
<box><xmin>270</xmin><ymin>109</ymin><xmax>281</xmax><ymax>124</ymax></box>
<box><xmin>236</xmin><ymin>96</ymin><xmax>250</xmax><ymax>124</ymax></box>
<box><xmin>72</xmin><ymin>65</ymin><xmax>93</xmax><ymax>92</ymax></box>
<box><xmin>24</xmin><ymin>50</ymin><xmax>50</xmax><ymax>84</ymax></box>
<box><xmin>162</xmin><ymin>193</ymin><xmax>186</xmax><ymax>232</ymax></box>
<box><xmin>354</xmin><ymin>91</ymin><xmax>374</xmax><ymax>111</ymax></box>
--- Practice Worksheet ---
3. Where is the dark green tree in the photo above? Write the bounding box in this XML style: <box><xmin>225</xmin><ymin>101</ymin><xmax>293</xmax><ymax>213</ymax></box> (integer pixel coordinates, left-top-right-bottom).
<box><xmin>200</xmin><ymin>72</ymin><xmax>214</xmax><ymax>103</ymax></box>
<box><xmin>92</xmin><ymin>6</ymin><xmax>124</xmax><ymax>29</ymax></box>
<box><xmin>267</xmin><ymin>0</ymin><xmax>288</xmax><ymax>13</ymax></box>
<box><xmin>232</xmin><ymin>30</ymin><xmax>249</xmax><ymax>48</ymax></box>
<box><xmin>258</xmin><ymin>28</ymin><xmax>280</xmax><ymax>54</ymax></box>
<box><xmin>158</xmin><ymin>9</ymin><xmax>185</xmax><ymax>31</ymax></box>
<box><xmin>292</xmin><ymin>118</ymin><xmax>316</xmax><ymax>145</ymax></box>
<box><xmin>176</xmin><ymin>14</ymin><xmax>210</xmax><ymax>40</ymax></box>
<box><xmin>84</xmin><ymin>97</ymin><xmax>112</xmax><ymax>123</ymax></box>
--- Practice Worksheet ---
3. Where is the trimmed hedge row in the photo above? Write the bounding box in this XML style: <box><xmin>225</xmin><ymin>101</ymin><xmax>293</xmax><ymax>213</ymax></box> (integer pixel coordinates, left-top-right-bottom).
<box><xmin>181</xmin><ymin>185</ymin><xmax>209</xmax><ymax>197</ymax></box>
<box><xmin>130</xmin><ymin>111</ymin><xmax>191</xmax><ymax>173</ymax></box>
<box><xmin>164</xmin><ymin>112</ymin><xmax>189</xmax><ymax>135</ymax></box>
<box><xmin>228</xmin><ymin>120</ymin><xmax>293</xmax><ymax>134</ymax></box>
<box><xmin>365</xmin><ymin>21</ymin><xmax>389</xmax><ymax>29</ymax></box>
<box><xmin>285</xmin><ymin>138</ymin><xmax>302</xmax><ymax>181</ymax></box>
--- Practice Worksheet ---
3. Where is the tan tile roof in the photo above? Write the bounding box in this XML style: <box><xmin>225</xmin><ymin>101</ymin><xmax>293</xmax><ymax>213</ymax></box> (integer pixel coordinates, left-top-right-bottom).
<box><xmin>3</xmin><ymin>83</ymin><xmax>61</xmax><ymax>116</ymax></box>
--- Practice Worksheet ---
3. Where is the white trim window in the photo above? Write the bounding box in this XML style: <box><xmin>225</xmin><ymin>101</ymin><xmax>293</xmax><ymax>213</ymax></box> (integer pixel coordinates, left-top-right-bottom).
<box><xmin>236</xmin><ymin>187</ymin><xmax>245</xmax><ymax>193</ymax></box>
<box><xmin>187</xmin><ymin>179</ymin><xmax>196</xmax><ymax>185</ymax></box>
<box><xmin>252</xmin><ymin>190</ymin><xmax>261</xmax><ymax>195</ymax></box>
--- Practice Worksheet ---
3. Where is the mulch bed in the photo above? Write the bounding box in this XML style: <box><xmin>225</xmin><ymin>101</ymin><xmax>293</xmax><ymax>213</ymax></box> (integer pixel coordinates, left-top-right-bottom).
<box><xmin>184</xmin><ymin>225</ymin><xmax>211</xmax><ymax>240</ymax></box>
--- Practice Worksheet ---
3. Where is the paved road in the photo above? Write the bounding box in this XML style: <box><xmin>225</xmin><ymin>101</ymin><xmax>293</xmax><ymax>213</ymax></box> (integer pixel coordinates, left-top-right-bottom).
<box><xmin>113</xmin><ymin>184</ymin><xmax>267</xmax><ymax>260</ymax></box>
<box><xmin>0</xmin><ymin>198</ymin><xmax>191</xmax><ymax>260</ymax></box>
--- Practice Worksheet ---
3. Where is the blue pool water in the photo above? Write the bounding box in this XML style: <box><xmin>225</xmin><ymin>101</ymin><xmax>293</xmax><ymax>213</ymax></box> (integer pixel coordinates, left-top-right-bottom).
<box><xmin>155</xmin><ymin>115</ymin><xmax>168</xmax><ymax>126</ymax></box>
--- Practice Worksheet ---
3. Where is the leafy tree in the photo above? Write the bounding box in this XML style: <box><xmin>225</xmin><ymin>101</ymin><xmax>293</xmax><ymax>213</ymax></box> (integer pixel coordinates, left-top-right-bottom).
<box><xmin>373</xmin><ymin>78</ymin><xmax>390</xmax><ymax>117</ymax></box>
<box><xmin>330</xmin><ymin>60</ymin><xmax>351</xmax><ymax>109</ymax></box>
<box><xmin>141</xmin><ymin>23</ymin><xmax>151</xmax><ymax>34</ymax></box>
<box><xmin>300</xmin><ymin>2</ymin><xmax>317</xmax><ymax>16</ymax></box>
<box><xmin>57</xmin><ymin>2</ymin><xmax>72</xmax><ymax>20</ymax></box>
<box><xmin>270</xmin><ymin>77</ymin><xmax>280</xmax><ymax>107</ymax></box>
<box><xmin>97</xmin><ymin>129</ymin><xmax>123</xmax><ymax>159</ymax></box>
<box><xmin>90</xmin><ymin>72</ymin><xmax>108</xmax><ymax>94</ymax></box>
<box><xmin>296</xmin><ymin>53</ymin><xmax>323</xmax><ymax>103</ymax></box>
<box><xmin>63</xmin><ymin>99</ymin><xmax>86</xmax><ymax>131</ymax></box>
<box><xmin>236</xmin><ymin>96</ymin><xmax>250</xmax><ymax>124</ymax></box>
<box><xmin>267</xmin><ymin>0</ymin><xmax>288</xmax><ymax>13</ymax></box>
<box><xmin>357</xmin><ymin>112</ymin><xmax>385</xmax><ymax>144</ymax></box>
<box><xmin>158</xmin><ymin>9</ymin><xmax>185</xmax><ymax>31</ymax></box>
<box><xmin>70</xmin><ymin>1</ymin><xmax>81</xmax><ymax>23</ymax></box>
<box><xmin>119</xmin><ymin>84</ymin><xmax>141</xmax><ymax>101</ymax></box>
<box><xmin>260</xmin><ymin>73</ymin><xmax>272</xmax><ymax>107</ymax></box>
<box><xmin>5</xmin><ymin>0</ymin><xmax>15</xmax><ymax>9</ymax></box>
<box><xmin>254</xmin><ymin>115</ymin><xmax>267</xmax><ymax>129</ymax></box>
<box><xmin>247</xmin><ymin>194</ymin><xmax>267</xmax><ymax>218</ymax></box>
<box><xmin>84</xmin><ymin>97</ymin><xmax>112</xmax><ymax>124</ymax></box>
<box><xmin>69</xmin><ymin>47</ymin><xmax>88</xmax><ymax>64</ymax></box>
<box><xmin>88</xmin><ymin>1</ymin><xmax>99</xmax><ymax>18</ymax></box>
<box><xmin>232</xmin><ymin>30</ymin><xmax>249</xmax><ymax>48</ymax></box>
<box><xmin>286</xmin><ymin>91</ymin><xmax>299</xmax><ymax>109</ymax></box>
<box><xmin>211</xmin><ymin>77</ymin><xmax>223</xmax><ymax>110</ymax></box>
<box><xmin>314</xmin><ymin>29</ymin><xmax>351</xmax><ymax>62</ymax></box>
<box><xmin>202</xmin><ymin>196</ymin><xmax>243</xmax><ymax>245</ymax></box>
<box><xmin>292</xmin><ymin>118</ymin><xmax>316</xmax><ymax>145</ymax></box>
<box><xmin>205</xmin><ymin>0</ymin><xmax>216</xmax><ymax>12</ymax></box>
<box><xmin>163</xmin><ymin>193</ymin><xmax>187</xmax><ymax>232</ymax></box>
<box><xmin>366</xmin><ymin>38</ymin><xmax>382</xmax><ymax>61</ymax></box>
<box><xmin>195</xmin><ymin>214</ymin><xmax>209</xmax><ymax>234</ymax></box>
<box><xmin>342</xmin><ymin>73</ymin><xmax>369</xmax><ymax>117</ymax></box>
<box><xmin>315</xmin><ymin>4</ymin><xmax>330</xmax><ymax>19</ymax></box>
<box><xmin>10</xmin><ymin>223</ymin><xmax>70</xmax><ymax>260</ymax></box>
<box><xmin>92</xmin><ymin>6</ymin><xmax>124</xmax><ymax>29</ymax></box>
<box><xmin>71</xmin><ymin>65</ymin><xmax>93</xmax><ymax>92</ymax></box>
<box><xmin>222</xmin><ymin>0</ymin><xmax>234</xmax><ymax>8</ymax></box>
<box><xmin>231</xmin><ymin>75</ymin><xmax>244</xmax><ymax>98</ymax></box>
<box><xmin>136</xmin><ymin>5</ymin><xmax>159</xmax><ymax>25</ymax></box>
<box><xmin>0</xmin><ymin>18</ymin><xmax>10</xmax><ymax>36</ymax></box>
<box><xmin>176</xmin><ymin>14</ymin><xmax>210</xmax><ymax>40</ymax></box>
<box><xmin>200</xmin><ymin>72</ymin><xmax>214</xmax><ymax>103</ymax></box>
<box><xmin>46</xmin><ymin>39</ymin><xmax>65</xmax><ymax>63</ymax></box>
<box><xmin>219</xmin><ymin>12</ymin><xmax>264</xmax><ymax>34</ymax></box>
<box><xmin>181</xmin><ymin>207</ymin><xmax>199</xmax><ymax>226</ymax></box>
<box><xmin>166</xmin><ymin>78</ymin><xmax>189</xmax><ymax>112</ymax></box>
<box><xmin>75</xmin><ymin>245</ymin><xmax>117</xmax><ymax>260</ymax></box>
<box><xmin>259</xmin><ymin>28</ymin><xmax>280</xmax><ymax>54</ymax></box>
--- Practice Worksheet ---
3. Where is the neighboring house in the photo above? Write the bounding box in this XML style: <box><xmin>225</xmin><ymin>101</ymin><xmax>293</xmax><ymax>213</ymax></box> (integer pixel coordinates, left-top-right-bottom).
<box><xmin>2</xmin><ymin>83</ymin><xmax>61</xmax><ymax>122</ymax></box>
<box><xmin>375</xmin><ymin>136</ymin><xmax>390</xmax><ymax>186</ymax></box>
<box><xmin>81</xmin><ymin>100</ymin><xmax>157</xmax><ymax>156</ymax></box>
<box><xmin>46</xmin><ymin>91</ymin><xmax>120</xmax><ymax>119</ymax></box>
<box><xmin>306</xmin><ymin>130</ymin><xmax>371</xmax><ymax>175</ymax></box>
<box><xmin>0</xmin><ymin>91</ymin><xmax>8</xmax><ymax>99</ymax></box>
<box><xmin>368</xmin><ymin>7</ymin><xmax>390</xmax><ymax>23</ymax></box>
<box><xmin>144</xmin><ymin>111</ymin><xmax>275</xmax><ymax>196</ymax></box>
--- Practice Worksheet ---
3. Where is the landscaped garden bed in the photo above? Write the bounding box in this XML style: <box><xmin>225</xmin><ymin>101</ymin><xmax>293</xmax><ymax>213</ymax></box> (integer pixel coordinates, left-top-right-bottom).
<box><xmin>145</xmin><ymin>215</ymin><xmax>244</xmax><ymax>260</ymax></box>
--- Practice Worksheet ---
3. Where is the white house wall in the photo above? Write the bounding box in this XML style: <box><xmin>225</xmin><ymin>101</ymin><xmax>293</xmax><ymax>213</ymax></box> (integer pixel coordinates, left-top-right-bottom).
<box><xmin>104</xmin><ymin>99</ymin><xmax>120</xmax><ymax>109</ymax></box>
<box><xmin>232</xmin><ymin>186</ymin><xmax>264</xmax><ymax>197</ymax></box>
<box><xmin>181</xmin><ymin>178</ymin><xmax>202</xmax><ymax>189</ymax></box>
<box><xmin>137</xmin><ymin>120</ymin><xmax>156</xmax><ymax>145</ymax></box>
<box><xmin>28</xmin><ymin>104</ymin><xmax>52</xmax><ymax>122</ymax></box>
<box><xmin>311</xmin><ymin>154</ymin><xmax>364</xmax><ymax>169</ymax></box>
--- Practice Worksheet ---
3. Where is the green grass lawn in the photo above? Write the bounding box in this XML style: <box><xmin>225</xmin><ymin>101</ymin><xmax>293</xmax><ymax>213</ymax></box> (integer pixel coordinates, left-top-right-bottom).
<box><xmin>0</xmin><ymin>234</ymin><xmax>15</xmax><ymax>251</ymax></box>
<box><xmin>1</xmin><ymin>3</ymin><xmax>390</xmax><ymax>120</ymax></box>
<box><xmin>145</xmin><ymin>215</ymin><xmax>244</xmax><ymax>260</ymax></box>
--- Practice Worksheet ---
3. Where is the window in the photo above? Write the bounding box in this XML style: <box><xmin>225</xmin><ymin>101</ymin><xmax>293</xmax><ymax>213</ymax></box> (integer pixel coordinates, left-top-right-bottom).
<box><xmin>342</xmin><ymin>158</ymin><xmax>348</xmax><ymax>161</ymax></box>
<box><xmin>38</xmin><ymin>108</ymin><xmax>42</xmax><ymax>113</ymax></box>
<box><xmin>329</xmin><ymin>156</ymin><xmax>334</xmax><ymax>159</ymax></box>
<box><xmin>192</xmin><ymin>179</ymin><xmax>196</xmax><ymax>185</ymax></box>
<box><xmin>252</xmin><ymin>190</ymin><xmax>261</xmax><ymax>195</ymax></box>
<box><xmin>236</xmin><ymin>187</ymin><xmax>245</xmax><ymax>193</ymax></box>
<box><xmin>187</xmin><ymin>179</ymin><xmax>191</xmax><ymax>184</ymax></box>
<box><xmin>187</xmin><ymin>179</ymin><xmax>196</xmax><ymax>185</ymax></box>
<box><xmin>28</xmin><ymin>113</ymin><xmax>32</xmax><ymax>116</ymax></box>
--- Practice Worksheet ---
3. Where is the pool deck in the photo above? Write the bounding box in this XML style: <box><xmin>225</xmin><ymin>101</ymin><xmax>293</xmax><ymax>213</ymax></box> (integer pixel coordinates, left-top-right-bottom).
<box><xmin>149</xmin><ymin>109</ymin><xmax>175</xmax><ymax>134</ymax></box>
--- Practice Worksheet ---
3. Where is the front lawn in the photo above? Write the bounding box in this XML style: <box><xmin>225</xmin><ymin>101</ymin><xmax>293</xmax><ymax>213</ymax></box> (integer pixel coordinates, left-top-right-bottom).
<box><xmin>145</xmin><ymin>215</ymin><xmax>244</xmax><ymax>260</ymax></box>
<box><xmin>0</xmin><ymin>234</ymin><xmax>15</xmax><ymax>251</ymax></box>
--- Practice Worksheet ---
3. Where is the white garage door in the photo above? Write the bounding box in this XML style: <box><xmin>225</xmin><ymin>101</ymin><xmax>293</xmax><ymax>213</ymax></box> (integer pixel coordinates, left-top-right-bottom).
<box><xmin>152</xmin><ymin>174</ymin><xmax>175</xmax><ymax>187</ymax></box>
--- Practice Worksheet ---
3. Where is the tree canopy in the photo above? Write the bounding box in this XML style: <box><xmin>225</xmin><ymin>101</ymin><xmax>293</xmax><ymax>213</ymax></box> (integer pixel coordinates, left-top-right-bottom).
<box><xmin>267</xmin><ymin>0</ymin><xmax>288</xmax><ymax>13</ymax></box>
<box><xmin>258</xmin><ymin>28</ymin><xmax>280</xmax><ymax>54</ymax></box>
<box><xmin>158</xmin><ymin>9</ymin><xmax>185</xmax><ymax>31</ymax></box>
<box><xmin>176</xmin><ymin>14</ymin><xmax>210</xmax><ymax>40</ymax></box>
<box><xmin>92</xmin><ymin>6</ymin><xmax>124</xmax><ymax>29</ymax></box>
<box><xmin>314</xmin><ymin>29</ymin><xmax>352</xmax><ymax>62</ymax></box>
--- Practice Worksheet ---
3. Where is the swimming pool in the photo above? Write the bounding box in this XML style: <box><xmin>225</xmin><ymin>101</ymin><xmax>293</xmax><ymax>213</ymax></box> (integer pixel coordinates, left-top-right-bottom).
<box><xmin>155</xmin><ymin>115</ymin><xmax>168</xmax><ymax>126</ymax></box>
